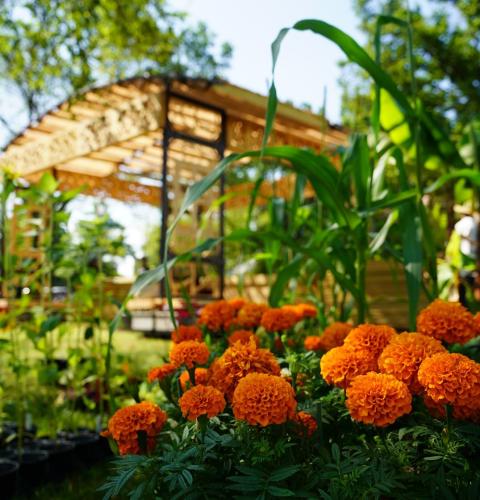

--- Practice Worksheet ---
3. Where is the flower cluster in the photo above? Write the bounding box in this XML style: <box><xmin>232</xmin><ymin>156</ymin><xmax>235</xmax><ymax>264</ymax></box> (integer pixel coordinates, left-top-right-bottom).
<box><xmin>108</xmin><ymin>297</ymin><xmax>480</xmax><ymax>467</ymax></box>
<box><xmin>378</xmin><ymin>333</ymin><xmax>446</xmax><ymax>394</ymax></box>
<box><xmin>208</xmin><ymin>338</ymin><xmax>280</xmax><ymax>400</ymax></box>
<box><xmin>102</xmin><ymin>402</ymin><xmax>167</xmax><ymax>455</ymax></box>
<box><xmin>316</xmin><ymin>300</ymin><xmax>480</xmax><ymax>426</ymax></box>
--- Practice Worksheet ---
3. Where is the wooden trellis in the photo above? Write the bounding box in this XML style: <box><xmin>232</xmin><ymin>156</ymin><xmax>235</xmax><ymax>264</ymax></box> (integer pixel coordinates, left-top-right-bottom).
<box><xmin>1</xmin><ymin>76</ymin><xmax>345</xmax><ymax>300</ymax></box>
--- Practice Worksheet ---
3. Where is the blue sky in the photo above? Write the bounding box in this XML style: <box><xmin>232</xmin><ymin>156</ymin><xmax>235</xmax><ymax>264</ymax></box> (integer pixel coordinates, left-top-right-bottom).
<box><xmin>176</xmin><ymin>0</ymin><xmax>366</xmax><ymax>124</ymax></box>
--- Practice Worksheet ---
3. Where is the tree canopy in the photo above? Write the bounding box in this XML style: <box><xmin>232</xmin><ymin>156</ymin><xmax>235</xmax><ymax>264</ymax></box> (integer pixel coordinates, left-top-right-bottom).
<box><xmin>0</xmin><ymin>0</ymin><xmax>232</xmax><ymax>145</ymax></box>
<box><xmin>341</xmin><ymin>0</ymin><xmax>480</xmax><ymax>132</ymax></box>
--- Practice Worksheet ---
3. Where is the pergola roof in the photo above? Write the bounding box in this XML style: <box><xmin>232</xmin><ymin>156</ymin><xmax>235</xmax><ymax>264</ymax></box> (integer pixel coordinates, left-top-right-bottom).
<box><xmin>1</xmin><ymin>76</ymin><xmax>347</xmax><ymax>206</ymax></box>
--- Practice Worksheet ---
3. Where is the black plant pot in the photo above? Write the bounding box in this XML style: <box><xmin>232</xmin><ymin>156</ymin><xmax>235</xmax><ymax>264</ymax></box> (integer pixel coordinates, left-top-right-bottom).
<box><xmin>5</xmin><ymin>448</ymin><xmax>49</xmax><ymax>494</ymax></box>
<box><xmin>0</xmin><ymin>421</ymin><xmax>36</xmax><ymax>447</ymax></box>
<box><xmin>35</xmin><ymin>438</ymin><xmax>76</xmax><ymax>482</ymax></box>
<box><xmin>57</xmin><ymin>429</ymin><xmax>109</xmax><ymax>464</ymax></box>
<box><xmin>0</xmin><ymin>458</ymin><xmax>19</xmax><ymax>499</ymax></box>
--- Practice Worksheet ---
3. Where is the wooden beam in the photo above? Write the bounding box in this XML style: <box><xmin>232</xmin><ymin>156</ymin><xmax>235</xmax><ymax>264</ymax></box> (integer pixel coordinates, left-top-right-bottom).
<box><xmin>1</xmin><ymin>91</ymin><xmax>165</xmax><ymax>176</ymax></box>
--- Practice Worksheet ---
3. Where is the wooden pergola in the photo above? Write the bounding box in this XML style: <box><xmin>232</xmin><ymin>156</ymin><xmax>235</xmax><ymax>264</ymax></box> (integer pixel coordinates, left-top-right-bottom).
<box><xmin>1</xmin><ymin>76</ymin><xmax>346</xmax><ymax>301</ymax></box>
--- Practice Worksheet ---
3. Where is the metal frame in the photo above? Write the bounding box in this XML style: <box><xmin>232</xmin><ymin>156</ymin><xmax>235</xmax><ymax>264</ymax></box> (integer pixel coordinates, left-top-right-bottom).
<box><xmin>159</xmin><ymin>83</ymin><xmax>227</xmax><ymax>299</ymax></box>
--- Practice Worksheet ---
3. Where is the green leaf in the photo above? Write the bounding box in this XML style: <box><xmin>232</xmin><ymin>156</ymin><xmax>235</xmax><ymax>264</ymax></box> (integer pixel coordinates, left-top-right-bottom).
<box><xmin>269</xmin><ymin>255</ymin><xmax>304</xmax><ymax>306</ymax></box>
<box><xmin>269</xmin><ymin>465</ymin><xmax>301</xmax><ymax>482</ymax></box>
<box><xmin>425</xmin><ymin>169</ymin><xmax>480</xmax><ymax>194</ymax></box>
<box><xmin>267</xmin><ymin>486</ymin><xmax>296</xmax><ymax>497</ymax></box>
<box><xmin>394</xmin><ymin>149</ymin><xmax>422</xmax><ymax>330</ymax></box>
<box><xmin>344</xmin><ymin>134</ymin><xmax>371</xmax><ymax>210</ymax></box>
<box><xmin>369</xmin><ymin>210</ymin><xmax>398</xmax><ymax>254</ymax></box>
<box><xmin>38</xmin><ymin>172</ymin><xmax>59</xmax><ymax>194</ymax></box>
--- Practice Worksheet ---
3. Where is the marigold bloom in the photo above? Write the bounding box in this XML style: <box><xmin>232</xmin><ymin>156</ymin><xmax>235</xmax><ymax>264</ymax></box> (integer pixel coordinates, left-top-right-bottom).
<box><xmin>227</xmin><ymin>329</ymin><xmax>259</xmax><ymax>347</ymax></box>
<box><xmin>169</xmin><ymin>341</ymin><xmax>210</xmax><ymax>369</ymax></box>
<box><xmin>317</xmin><ymin>322</ymin><xmax>353</xmax><ymax>351</ymax></box>
<box><xmin>320</xmin><ymin>346</ymin><xmax>377</xmax><ymax>388</ymax></box>
<box><xmin>417</xmin><ymin>352</ymin><xmax>480</xmax><ymax>405</ymax></box>
<box><xmin>424</xmin><ymin>394</ymin><xmax>480</xmax><ymax>423</ymax></box>
<box><xmin>228</xmin><ymin>298</ymin><xmax>247</xmax><ymax>313</ymax></box>
<box><xmin>237</xmin><ymin>303</ymin><xmax>268</xmax><ymax>329</ymax></box>
<box><xmin>417</xmin><ymin>299</ymin><xmax>477</xmax><ymax>344</ymax></box>
<box><xmin>171</xmin><ymin>325</ymin><xmax>203</xmax><ymax>344</ymax></box>
<box><xmin>378</xmin><ymin>332</ymin><xmax>446</xmax><ymax>394</ymax></box>
<box><xmin>346</xmin><ymin>372</ymin><xmax>412</xmax><ymax>427</ymax></box>
<box><xmin>147</xmin><ymin>363</ymin><xmax>177</xmax><ymax>383</ymax></box>
<box><xmin>474</xmin><ymin>312</ymin><xmax>480</xmax><ymax>335</ymax></box>
<box><xmin>179</xmin><ymin>385</ymin><xmax>226</xmax><ymax>421</ymax></box>
<box><xmin>294</xmin><ymin>411</ymin><xmax>317</xmax><ymax>437</ymax></box>
<box><xmin>295</xmin><ymin>303</ymin><xmax>318</xmax><ymax>319</ymax></box>
<box><xmin>343</xmin><ymin>324</ymin><xmax>397</xmax><ymax>359</ymax></box>
<box><xmin>260</xmin><ymin>308</ymin><xmax>299</xmax><ymax>333</ymax></box>
<box><xmin>208</xmin><ymin>338</ymin><xmax>280</xmax><ymax>400</ymax></box>
<box><xmin>232</xmin><ymin>373</ymin><xmax>297</xmax><ymax>426</ymax></box>
<box><xmin>102</xmin><ymin>401</ymin><xmax>167</xmax><ymax>455</ymax></box>
<box><xmin>304</xmin><ymin>336</ymin><xmax>323</xmax><ymax>352</ymax></box>
<box><xmin>452</xmin><ymin>399</ymin><xmax>480</xmax><ymax>423</ymax></box>
<box><xmin>179</xmin><ymin>367</ymin><xmax>209</xmax><ymax>391</ymax></box>
<box><xmin>198</xmin><ymin>300</ymin><xmax>236</xmax><ymax>333</ymax></box>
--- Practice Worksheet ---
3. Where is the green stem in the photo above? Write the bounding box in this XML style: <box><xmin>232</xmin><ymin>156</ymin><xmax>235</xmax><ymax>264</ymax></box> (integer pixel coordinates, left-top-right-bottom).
<box><xmin>355</xmin><ymin>233</ymin><xmax>367</xmax><ymax>324</ymax></box>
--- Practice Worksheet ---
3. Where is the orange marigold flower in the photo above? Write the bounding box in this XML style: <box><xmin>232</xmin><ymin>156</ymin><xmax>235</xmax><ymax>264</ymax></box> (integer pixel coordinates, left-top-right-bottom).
<box><xmin>474</xmin><ymin>312</ymin><xmax>480</xmax><ymax>335</ymax></box>
<box><xmin>232</xmin><ymin>373</ymin><xmax>297</xmax><ymax>426</ymax></box>
<box><xmin>179</xmin><ymin>385</ymin><xmax>226</xmax><ymax>421</ymax></box>
<box><xmin>102</xmin><ymin>401</ymin><xmax>167</xmax><ymax>455</ymax></box>
<box><xmin>208</xmin><ymin>338</ymin><xmax>280</xmax><ymax>400</ymax></box>
<box><xmin>378</xmin><ymin>332</ymin><xmax>446</xmax><ymax>394</ymax></box>
<box><xmin>346</xmin><ymin>372</ymin><xmax>412</xmax><ymax>427</ymax></box>
<box><xmin>417</xmin><ymin>352</ymin><xmax>480</xmax><ymax>405</ymax></box>
<box><xmin>343</xmin><ymin>324</ymin><xmax>397</xmax><ymax>359</ymax></box>
<box><xmin>179</xmin><ymin>367</ymin><xmax>209</xmax><ymax>391</ymax></box>
<box><xmin>452</xmin><ymin>398</ymin><xmax>480</xmax><ymax>423</ymax></box>
<box><xmin>227</xmin><ymin>329</ymin><xmax>259</xmax><ymax>347</ymax></box>
<box><xmin>317</xmin><ymin>322</ymin><xmax>353</xmax><ymax>351</ymax></box>
<box><xmin>417</xmin><ymin>299</ymin><xmax>477</xmax><ymax>344</ymax></box>
<box><xmin>281</xmin><ymin>305</ymin><xmax>303</xmax><ymax>321</ymax></box>
<box><xmin>171</xmin><ymin>325</ymin><xmax>203</xmax><ymax>344</ymax></box>
<box><xmin>228</xmin><ymin>298</ymin><xmax>248</xmax><ymax>313</ymax></box>
<box><xmin>295</xmin><ymin>303</ymin><xmax>318</xmax><ymax>319</ymax></box>
<box><xmin>147</xmin><ymin>363</ymin><xmax>176</xmax><ymax>383</ymax></box>
<box><xmin>294</xmin><ymin>411</ymin><xmax>318</xmax><ymax>437</ymax></box>
<box><xmin>304</xmin><ymin>336</ymin><xmax>323</xmax><ymax>352</ymax></box>
<box><xmin>169</xmin><ymin>341</ymin><xmax>210</xmax><ymax>369</ymax></box>
<box><xmin>260</xmin><ymin>308</ymin><xmax>299</xmax><ymax>333</ymax></box>
<box><xmin>424</xmin><ymin>394</ymin><xmax>480</xmax><ymax>423</ymax></box>
<box><xmin>198</xmin><ymin>300</ymin><xmax>236</xmax><ymax>333</ymax></box>
<box><xmin>320</xmin><ymin>346</ymin><xmax>377</xmax><ymax>389</ymax></box>
<box><xmin>237</xmin><ymin>303</ymin><xmax>268</xmax><ymax>329</ymax></box>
